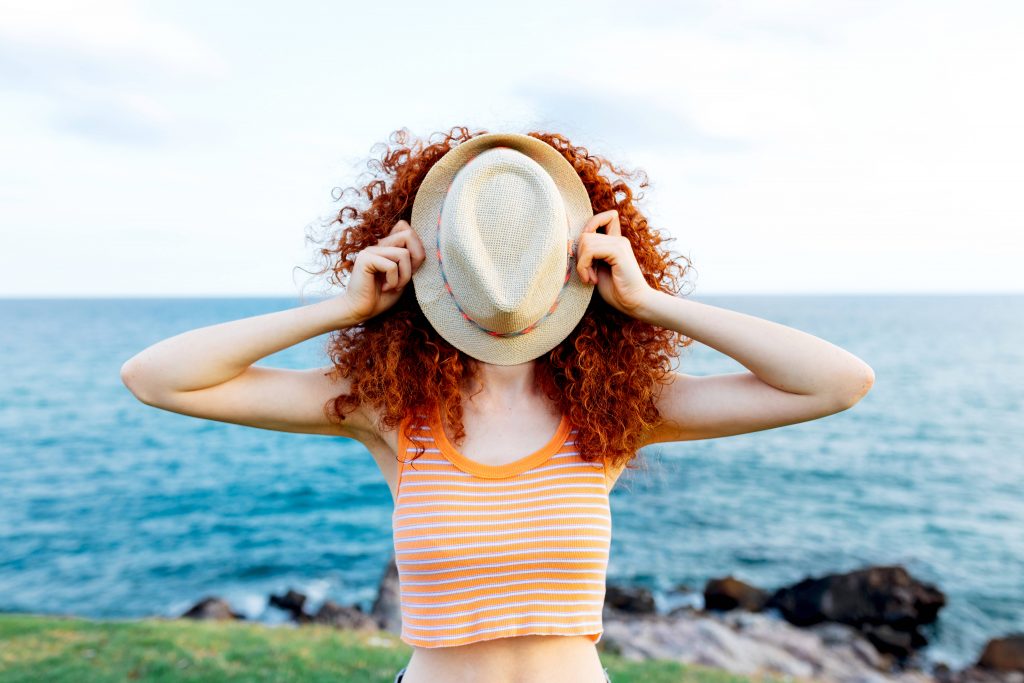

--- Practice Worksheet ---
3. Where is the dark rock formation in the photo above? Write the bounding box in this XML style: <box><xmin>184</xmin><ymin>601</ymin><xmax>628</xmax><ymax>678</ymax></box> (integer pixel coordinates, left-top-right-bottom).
<box><xmin>604</xmin><ymin>584</ymin><xmax>656</xmax><ymax>614</ymax></box>
<box><xmin>704</xmin><ymin>575</ymin><xmax>770</xmax><ymax>612</ymax></box>
<box><xmin>978</xmin><ymin>635</ymin><xmax>1024</xmax><ymax>672</ymax></box>
<box><xmin>180</xmin><ymin>596</ymin><xmax>243</xmax><ymax>621</ymax></box>
<box><xmin>372</xmin><ymin>555</ymin><xmax>402</xmax><ymax>633</ymax></box>
<box><xmin>936</xmin><ymin>639</ymin><xmax>1024</xmax><ymax>683</ymax></box>
<box><xmin>766</xmin><ymin>564</ymin><xmax>946</xmax><ymax>659</ymax></box>
<box><xmin>312</xmin><ymin>600</ymin><xmax>378</xmax><ymax>630</ymax></box>
<box><xmin>269</xmin><ymin>589</ymin><xmax>309</xmax><ymax>622</ymax></box>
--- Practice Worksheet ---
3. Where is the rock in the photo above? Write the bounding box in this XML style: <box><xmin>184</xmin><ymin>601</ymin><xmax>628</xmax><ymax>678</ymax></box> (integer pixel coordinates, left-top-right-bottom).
<box><xmin>978</xmin><ymin>634</ymin><xmax>1024</xmax><ymax>672</ymax></box>
<box><xmin>311</xmin><ymin>600</ymin><xmax>378</xmax><ymax>630</ymax></box>
<box><xmin>269</xmin><ymin>589</ymin><xmax>308</xmax><ymax>621</ymax></box>
<box><xmin>601</xmin><ymin>608</ymin><xmax>934</xmax><ymax>683</ymax></box>
<box><xmin>180</xmin><ymin>596</ymin><xmax>243</xmax><ymax>621</ymax></box>
<box><xmin>766</xmin><ymin>564</ymin><xmax>946</xmax><ymax>657</ymax></box>
<box><xmin>372</xmin><ymin>555</ymin><xmax>402</xmax><ymax>633</ymax></box>
<box><xmin>940</xmin><ymin>665</ymin><xmax>1024</xmax><ymax>683</ymax></box>
<box><xmin>862</xmin><ymin>623</ymin><xmax>928</xmax><ymax>659</ymax></box>
<box><xmin>604</xmin><ymin>584</ymin><xmax>656</xmax><ymax>614</ymax></box>
<box><xmin>704</xmin><ymin>575</ymin><xmax>769</xmax><ymax>612</ymax></box>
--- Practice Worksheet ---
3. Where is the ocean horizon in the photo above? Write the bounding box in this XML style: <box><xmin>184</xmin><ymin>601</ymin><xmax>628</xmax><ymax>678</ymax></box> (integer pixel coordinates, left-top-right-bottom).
<box><xmin>1</xmin><ymin>294</ymin><xmax>1021</xmax><ymax>669</ymax></box>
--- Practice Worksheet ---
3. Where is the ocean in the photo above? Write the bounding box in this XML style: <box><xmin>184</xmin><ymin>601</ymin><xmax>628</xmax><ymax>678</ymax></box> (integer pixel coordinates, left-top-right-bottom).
<box><xmin>0</xmin><ymin>295</ymin><xmax>1021</xmax><ymax>669</ymax></box>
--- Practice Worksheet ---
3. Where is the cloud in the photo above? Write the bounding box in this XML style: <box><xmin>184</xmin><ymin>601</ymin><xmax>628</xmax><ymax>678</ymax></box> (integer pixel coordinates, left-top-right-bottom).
<box><xmin>0</xmin><ymin>0</ymin><xmax>228</xmax><ymax>146</ymax></box>
<box><xmin>514</xmin><ymin>84</ymin><xmax>747</xmax><ymax>155</ymax></box>
<box><xmin>49</xmin><ymin>91</ymin><xmax>176</xmax><ymax>146</ymax></box>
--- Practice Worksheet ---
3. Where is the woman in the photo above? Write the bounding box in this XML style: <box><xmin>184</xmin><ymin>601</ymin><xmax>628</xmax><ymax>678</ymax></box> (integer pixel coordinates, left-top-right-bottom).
<box><xmin>121</xmin><ymin>127</ymin><xmax>874</xmax><ymax>683</ymax></box>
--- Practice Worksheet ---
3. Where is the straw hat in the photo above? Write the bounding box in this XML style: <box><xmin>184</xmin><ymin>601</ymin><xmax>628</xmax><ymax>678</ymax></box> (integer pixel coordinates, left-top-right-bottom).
<box><xmin>410</xmin><ymin>132</ymin><xmax>596</xmax><ymax>365</ymax></box>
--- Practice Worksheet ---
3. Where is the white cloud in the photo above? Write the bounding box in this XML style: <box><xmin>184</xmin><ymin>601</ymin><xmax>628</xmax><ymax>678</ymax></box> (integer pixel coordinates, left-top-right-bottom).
<box><xmin>0</xmin><ymin>0</ymin><xmax>1021</xmax><ymax>295</ymax></box>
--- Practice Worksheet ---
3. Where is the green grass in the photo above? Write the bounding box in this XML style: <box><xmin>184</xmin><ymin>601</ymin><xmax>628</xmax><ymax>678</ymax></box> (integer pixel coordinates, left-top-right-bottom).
<box><xmin>0</xmin><ymin>612</ymin><xmax>764</xmax><ymax>683</ymax></box>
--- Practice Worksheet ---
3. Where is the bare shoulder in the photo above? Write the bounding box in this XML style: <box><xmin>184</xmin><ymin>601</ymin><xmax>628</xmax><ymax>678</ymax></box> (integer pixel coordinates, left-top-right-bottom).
<box><xmin>304</xmin><ymin>365</ymin><xmax>383</xmax><ymax>440</ymax></box>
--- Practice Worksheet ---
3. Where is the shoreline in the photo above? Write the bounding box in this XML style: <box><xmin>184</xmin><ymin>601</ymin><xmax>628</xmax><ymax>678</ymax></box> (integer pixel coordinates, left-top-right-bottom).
<box><xmin>12</xmin><ymin>559</ymin><xmax>1015</xmax><ymax>683</ymax></box>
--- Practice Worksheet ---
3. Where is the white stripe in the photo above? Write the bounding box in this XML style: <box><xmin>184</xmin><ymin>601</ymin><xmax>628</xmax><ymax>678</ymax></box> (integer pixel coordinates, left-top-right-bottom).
<box><xmin>400</xmin><ymin>567</ymin><xmax>606</xmax><ymax>586</ymax></box>
<box><xmin>395</xmin><ymin>515</ymin><xmax>609</xmax><ymax>532</ymax></box>
<box><xmin>401</xmin><ymin>589</ymin><xmax>606</xmax><ymax>610</ymax></box>
<box><xmin>397</xmin><ymin>549</ymin><xmax>609</xmax><ymax>566</ymax></box>
<box><xmin>396</xmin><ymin>488</ymin><xmax>606</xmax><ymax>504</ymax></box>
<box><xmin>403</xmin><ymin>622</ymin><xmax>602</xmax><ymax>643</ymax></box>
<box><xmin>395</xmin><ymin>524</ymin><xmax>610</xmax><ymax>542</ymax></box>
<box><xmin>401</xmin><ymin>622</ymin><xmax>598</xmax><ymax>643</ymax></box>
<box><xmin>400</xmin><ymin>557</ymin><xmax>608</xmax><ymax>576</ymax></box>
<box><xmin>394</xmin><ymin>503</ymin><xmax>608</xmax><ymax>520</ymax></box>
<box><xmin>399</xmin><ymin>581</ymin><xmax>602</xmax><ymax>602</ymax></box>
<box><xmin>401</xmin><ymin>599</ymin><xmax>604</xmax><ymax>621</ymax></box>
<box><xmin>401</xmin><ymin>610</ymin><xmax>601</xmax><ymax>631</ymax></box>
<box><xmin>401</xmin><ymin>588</ymin><xmax>605</xmax><ymax>609</ymax></box>
<box><xmin>396</xmin><ymin>536</ymin><xmax>610</xmax><ymax>554</ymax></box>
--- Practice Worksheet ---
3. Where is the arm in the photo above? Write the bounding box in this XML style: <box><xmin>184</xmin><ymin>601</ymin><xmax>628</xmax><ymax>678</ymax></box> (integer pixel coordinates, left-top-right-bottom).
<box><xmin>119</xmin><ymin>297</ymin><xmax>375</xmax><ymax>439</ymax></box>
<box><xmin>120</xmin><ymin>219</ymin><xmax>426</xmax><ymax>443</ymax></box>
<box><xmin>572</xmin><ymin>209</ymin><xmax>875</xmax><ymax>450</ymax></box>
<box><xmin>635</xmin><ymin>291</ymin><xmax>875</xmax><ymax>445</ymax></box>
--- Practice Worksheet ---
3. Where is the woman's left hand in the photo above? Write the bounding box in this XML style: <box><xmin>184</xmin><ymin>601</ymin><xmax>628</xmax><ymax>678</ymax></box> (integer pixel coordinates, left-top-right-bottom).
<box><xmin>575</xmin><ymin>209</ymin><xmax>657</xmax><ymax>317</ymax></box>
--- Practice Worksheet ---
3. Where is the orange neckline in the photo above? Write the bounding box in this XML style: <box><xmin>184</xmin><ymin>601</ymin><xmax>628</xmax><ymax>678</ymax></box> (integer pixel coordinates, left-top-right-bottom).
<box><xmin>429</xmin><ymin>406</ymin><xmax>571</xmax><ymax>479</ymax></box>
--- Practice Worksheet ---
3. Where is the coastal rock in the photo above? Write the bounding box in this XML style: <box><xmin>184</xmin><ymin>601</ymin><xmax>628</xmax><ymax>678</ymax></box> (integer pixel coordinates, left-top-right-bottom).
<box><xmin>601</xmin><ymin>608</ymin><xmax>934</xmax><ymax>683</ymax></box>
<box><xmin>604</xmin><ymin>584</ymin><xmax>656</xmax><ymax>614</ymax></box>
<box><xmin>704</xmin><ymin>575</ymin><xmax>770</xmax><ymax>612</ymax></box>
<box><xmin>269</xmin><ymin>589</ymin><xmax>309</xmax><ymax>622</ymax></box>
<box><xmin>372</xmin><ymin>556</ymin><xmax>402</xmax><ymax>633</ymax></box>
<box><xmin>180</xmin><ymin>596</ymin><xmax>243</xmax><ymax>621</ymax></box>
<box><xmin>766</xmin><ymin>564</ymin><xmax>946</xmax><ymax>657</ymax></box>
<box><xmin>312</xmin><ymin>600</ymin><xmax>378</xmax><ymax>630</ymax></box>
<box><xmin>978</xmin><ymin>635</ymin><xmax>1024</xmax><ymax>672</ymax></box>
<box><xmin>936</xmin><ymin>659</ymin><xmax>1024</xmax><ymax>683</ymax></box>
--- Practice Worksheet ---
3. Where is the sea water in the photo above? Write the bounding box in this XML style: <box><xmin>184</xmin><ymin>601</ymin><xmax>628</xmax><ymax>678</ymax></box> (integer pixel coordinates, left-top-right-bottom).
<box><xmin>0</xmin><ymin>295</ymin><xmax>1021</xmax><ymax>668</ymax></box>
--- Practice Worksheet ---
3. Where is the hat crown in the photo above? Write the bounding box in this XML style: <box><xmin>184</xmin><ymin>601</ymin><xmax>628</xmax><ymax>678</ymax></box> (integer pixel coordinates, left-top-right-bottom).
<box><xmin>440</xmin><ymin>147</ymin><xmax>568</xmax><ymax>334</ymax></box>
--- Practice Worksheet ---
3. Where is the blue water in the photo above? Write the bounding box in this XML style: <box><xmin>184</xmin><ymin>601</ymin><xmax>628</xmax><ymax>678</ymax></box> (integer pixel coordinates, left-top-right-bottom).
<box><xmin>1</xmin><ymin>295</ymin><xmax>1021</xmax><ymax>668</ymax></box>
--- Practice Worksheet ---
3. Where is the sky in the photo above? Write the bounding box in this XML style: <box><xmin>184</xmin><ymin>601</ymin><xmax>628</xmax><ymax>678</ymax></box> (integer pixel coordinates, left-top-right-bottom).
<box><xmin>1</xmin><ymin>0</ymin><xmax>1022</xmax><ymax>296</ymax></box>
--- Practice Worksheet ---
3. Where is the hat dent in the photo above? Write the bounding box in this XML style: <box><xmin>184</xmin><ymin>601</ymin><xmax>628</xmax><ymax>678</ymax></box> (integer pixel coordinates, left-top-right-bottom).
<box><xmin>410</xmin><ymin>132</ymin><xmax>595</xmax><ymax>365</ymax></box>
<box><xmin>441</xmin><ymin>148</ymin><xmax>567</xmax><ymax>331</ymax></box>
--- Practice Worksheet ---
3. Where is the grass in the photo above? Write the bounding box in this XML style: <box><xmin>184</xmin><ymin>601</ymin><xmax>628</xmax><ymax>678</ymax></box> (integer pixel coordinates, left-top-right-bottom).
<box><xmin>0</xmin><ymin>612</ymin><xmax>765</xmax><ymax>683</ymax></box>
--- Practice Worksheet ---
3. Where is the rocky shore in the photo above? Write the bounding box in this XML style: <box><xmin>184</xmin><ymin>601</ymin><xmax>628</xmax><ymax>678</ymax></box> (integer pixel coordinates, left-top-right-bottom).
<box><xmin>181</xmin><ymin>561</ymin><xmax>1023</xmax><ymax>683</ymax></box>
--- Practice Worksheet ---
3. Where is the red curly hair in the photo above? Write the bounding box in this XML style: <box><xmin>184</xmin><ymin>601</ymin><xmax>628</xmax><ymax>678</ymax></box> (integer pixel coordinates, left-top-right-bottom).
<box><xmin>304</xmin><ymin>126</ymin><xmax>696</xmax><ymax>472</ymax></box>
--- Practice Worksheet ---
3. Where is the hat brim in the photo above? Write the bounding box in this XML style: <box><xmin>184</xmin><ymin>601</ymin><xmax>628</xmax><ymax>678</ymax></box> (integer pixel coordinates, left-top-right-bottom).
<box><xmin>410</xmin><ymin>132</ymin><xmax>595</xmax><ymax>365</ymax></box>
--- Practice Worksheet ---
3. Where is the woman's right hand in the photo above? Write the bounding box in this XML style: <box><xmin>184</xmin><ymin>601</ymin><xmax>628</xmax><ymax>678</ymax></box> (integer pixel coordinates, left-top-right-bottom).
<box><xmin>340</xmin><ymin>219</ymin><xmax>426</xmax><ymax>325</ymax></box>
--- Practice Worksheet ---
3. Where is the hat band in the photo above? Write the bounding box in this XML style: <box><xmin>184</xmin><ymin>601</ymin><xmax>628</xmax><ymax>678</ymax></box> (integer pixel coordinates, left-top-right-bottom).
<box><xmin>435</xmin><ymin>146</ymin><xmax>576</xmax><ymax>339</ymax></box>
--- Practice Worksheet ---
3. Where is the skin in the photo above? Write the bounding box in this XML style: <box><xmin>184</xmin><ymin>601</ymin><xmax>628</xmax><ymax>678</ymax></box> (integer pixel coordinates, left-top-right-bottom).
<box><xmin>121</xmin><ymin>214</ymin><xmax>874</xmax><ymax>683</ymax></box>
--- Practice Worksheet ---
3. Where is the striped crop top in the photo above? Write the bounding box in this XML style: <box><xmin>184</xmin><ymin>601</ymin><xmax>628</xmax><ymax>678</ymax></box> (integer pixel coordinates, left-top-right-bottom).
<box><xmin>391</xmin><ymin>407</ymin><xmax>612</xmax><ymax>648</ymax></box>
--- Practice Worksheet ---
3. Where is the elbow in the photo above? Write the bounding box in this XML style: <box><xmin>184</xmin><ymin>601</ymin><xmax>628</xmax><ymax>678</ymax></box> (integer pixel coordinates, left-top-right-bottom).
<box><xmin>120</xmin><ymin>356</ymin><xmax>158</xmax><ymax>406</ymax></box>
<box><xmin>830</xmin><ymin>363</ymin><xmax>875</xmax><ymax>411</ymax></box>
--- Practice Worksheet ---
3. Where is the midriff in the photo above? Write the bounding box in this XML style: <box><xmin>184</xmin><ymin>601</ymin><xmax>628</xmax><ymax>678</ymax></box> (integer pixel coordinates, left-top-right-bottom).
<box><xmin>400</xmin><ymin>633</ymin><xmax>608</xmax><ymax>683</ymax></box>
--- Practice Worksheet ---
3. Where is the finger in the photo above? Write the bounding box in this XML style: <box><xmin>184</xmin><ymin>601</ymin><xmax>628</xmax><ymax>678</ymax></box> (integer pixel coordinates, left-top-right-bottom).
<box><xmin>363</xmin><ymin>253</ymin><xmax>399</xmax><ymax>291</ymax></box>
<box><xmin>396</xmin><ymin>228</ymin><xmax>427</xmax><ymax>268</ymax></box>
<box><xmin>582</xmin><ymin>210</ymin><xmax>621</xmax><ymax>236</ymax></box>
<box><xmin>379</xmin><ymin>224</ymin><xmax>426</xmax><ymax>268</ymax></box>
<box><xmin>575</xmin><ymin>234</ymin><xmax>593</xmax><ymax>282</ymax></box>
<box><xmin>577</xmin><ymin>234</ymin><xmax>623</xmax><ymax>285</ymax></box>
<box><xmin>603</xmin><ymin>210</ymin><xmax>621</xmax><ymax>237</ymax></box>
<box><xmin>577</xmin><ymin>234</ymin><xmax>613</xmax><ymax>285</ymax></box>
<box><xmin>393</xmin><ymin>247</ymin><xmax>412</xmax><ymax>289</ymax></box>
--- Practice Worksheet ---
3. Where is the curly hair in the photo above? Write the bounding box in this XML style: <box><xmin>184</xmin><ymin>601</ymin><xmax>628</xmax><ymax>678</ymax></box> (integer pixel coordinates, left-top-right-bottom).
<box><xmin>303</xmin><ymin>125</ymin><xmax>696</xmax><ymax>472</ymax></box>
